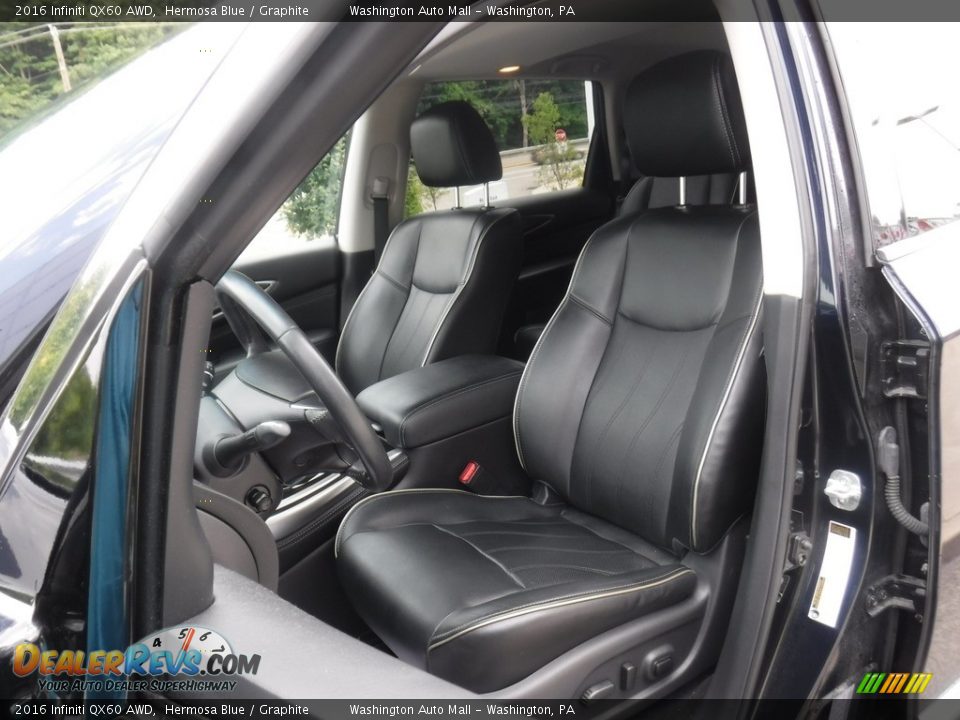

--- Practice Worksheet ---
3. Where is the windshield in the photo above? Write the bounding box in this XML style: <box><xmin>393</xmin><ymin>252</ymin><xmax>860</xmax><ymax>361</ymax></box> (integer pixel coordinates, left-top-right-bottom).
<box><xmin>0</xmin><ymin>23</ymin><xmax>246</xmax><ymax>385</ymax></box>
<box><xmin>0</xmin><ymin>23</ymin><xmax>183</xmax><ymax>145</ymax></box>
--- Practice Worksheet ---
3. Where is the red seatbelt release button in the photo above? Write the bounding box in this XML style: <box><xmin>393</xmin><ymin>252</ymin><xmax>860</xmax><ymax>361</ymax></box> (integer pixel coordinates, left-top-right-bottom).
<box><xmin>459</xmin><ymin>461</ymin><xmax>481</xmax><ymax>485</ymax></box>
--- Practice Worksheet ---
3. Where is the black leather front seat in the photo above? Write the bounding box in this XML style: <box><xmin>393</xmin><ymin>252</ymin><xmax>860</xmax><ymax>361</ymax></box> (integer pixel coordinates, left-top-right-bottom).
<box><xmin>337</xmin><ymin>51</ymin><xmax>764</xmax><ymax>693</ymax></box>
<box><xmin>335</xmin><ymin>101</ymin><xmax>522</xmax><ymax>394</ymax></box>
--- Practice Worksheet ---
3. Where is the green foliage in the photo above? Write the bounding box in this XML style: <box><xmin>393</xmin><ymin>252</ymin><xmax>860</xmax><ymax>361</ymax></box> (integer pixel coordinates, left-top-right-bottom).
<box><xmin>419</xmin><ymin>79</ymin><xmax>589</xmax><ymax>151</ymax></box>
<box><xmin>281</xmin><ymin>135</ymin><xmax>349</xmax><ymax>238</ymax></box>
<box><xmin>30</xmin><ymin>368</ymin><xmax>96</xmax><ymax>463</ymax></box>
<box><xmin>404</xmin><ymin>164</ymin><xmax>444</xmax><ymax>217</ymax></box>
<box><xmin>404</xmin><ymin>165</ymin><xmax>424</xmax><ymax>217</ymax></box>
<box><xmin>0</xmin><ymin>23</ymin><xmax>183</xmax><ymax>139</ymax></box>
<box><xmin>427</xmin><ymin>80</ymin><xmax>512</xmax><ymax>143</ymax></box>
<box><xmin>8</xmin><ymin>267</ymin><xmax>103</xmax><ymax>432</ymax></box>
<box><xmin>524</xmin><ymin>92</ymin><xmax>585</xmax><ymax>190</ymax></box>
<box><xmin>522</xmin><ymin>91</ymin><xmax>561</xmax><ymax>146</ymax></box>
<box><xmin>535</xmin><ymin>140</ymin><xmax>584</xmax><ymax>190</ymax></box>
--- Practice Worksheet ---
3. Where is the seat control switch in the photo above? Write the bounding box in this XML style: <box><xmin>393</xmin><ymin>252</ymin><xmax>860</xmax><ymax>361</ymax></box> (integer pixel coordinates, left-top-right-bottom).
<box><xmin>581</xmin><ymin>680</ymin><xmax>615</xmax><ymax>703</ymax></box>
<box><xmin>651</xmin><ymin>656</ymin><xmax>673</xmax><ymax>679</ymax></box>
<box><xmin>620</xmin><ymin>662</ymin><xmax>637</xmax><ymax>691</ymax></box>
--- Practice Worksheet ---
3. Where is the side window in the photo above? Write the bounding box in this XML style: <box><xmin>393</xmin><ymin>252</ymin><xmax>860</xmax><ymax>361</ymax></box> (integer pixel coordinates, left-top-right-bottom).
<box><xmin>406</xmin><ymin>79</ymin><xmax>597</xmax><ymax>215</ymax></box>
<box><xmin>238</xmin><ymin>133</ymin><xmax>350</xmax><ymax>261</ymax></box>
<box><xmin>827</xmin><ymin>23</ymin><xmax>960</xmax><ymax>249</ymax></box>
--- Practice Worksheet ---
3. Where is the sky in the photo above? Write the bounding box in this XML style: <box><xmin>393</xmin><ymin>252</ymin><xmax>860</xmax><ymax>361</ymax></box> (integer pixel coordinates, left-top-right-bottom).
<box><xmin>827</xmin><ymin>22</ymin><xmax>960</xmax><ymax>228</ymax></box>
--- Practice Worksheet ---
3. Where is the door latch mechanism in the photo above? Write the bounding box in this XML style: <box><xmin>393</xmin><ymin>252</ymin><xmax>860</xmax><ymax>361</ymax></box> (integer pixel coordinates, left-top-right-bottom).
<box><xmin>881</xmin><ymin>340</ymin><xmax>930</xmax><ymax>399</ymax></box>
<box><xmin>865</xmin><ymin>573</ymin><xmax>926</xmax><ymax>622</ymax></box>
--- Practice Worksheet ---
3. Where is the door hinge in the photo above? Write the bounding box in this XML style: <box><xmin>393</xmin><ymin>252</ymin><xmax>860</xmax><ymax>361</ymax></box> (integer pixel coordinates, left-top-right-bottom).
<box><xmin>864</xmin><ymin>573</ymin><xmax>926</xmax><ymax>622</ymax></box>
<box><xmin>785</xmin><ymin>530</ymin><xmax>813</xmax><ymax>573</ymax></box>
<box><xmin>881</xmin><ymin>340</ymin><xmax>930</xmax><ymax>399</ymax></box>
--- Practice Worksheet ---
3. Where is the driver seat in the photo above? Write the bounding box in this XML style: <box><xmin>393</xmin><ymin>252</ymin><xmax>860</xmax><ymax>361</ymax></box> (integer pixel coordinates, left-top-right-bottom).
<box><xmin>336</xmin><ymin>51</ymin><xmax>764</xmax><ymax>693</ymax></box>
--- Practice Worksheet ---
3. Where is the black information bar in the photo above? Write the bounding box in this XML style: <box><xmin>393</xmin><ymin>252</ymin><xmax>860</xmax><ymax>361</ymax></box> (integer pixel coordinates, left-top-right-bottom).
<box><xmin>6</xmin><ymin>0</ymin><xmax>960</xmax><ymax>23</ymax></box>
<box><xmin>2</xmin><ymin>698</ymin><xmax>955</xmax><ymax>720</ymax></box>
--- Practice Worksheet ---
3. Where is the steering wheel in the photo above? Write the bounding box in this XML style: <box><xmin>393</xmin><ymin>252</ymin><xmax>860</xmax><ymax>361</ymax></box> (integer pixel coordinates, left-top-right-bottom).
<box><xmin>214</xmin><ymin>270</ymin><xmax>393</xmax><ymax>491</ymax></box>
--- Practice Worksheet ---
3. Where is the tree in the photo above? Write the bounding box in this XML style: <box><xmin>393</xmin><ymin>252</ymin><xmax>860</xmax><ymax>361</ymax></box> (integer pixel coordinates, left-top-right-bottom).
<box><xmin>523</xmin><ymin>92</ymin><xmax>584</xmax><ymax>190</ymax></box>
<box><xmin>282</xmin><ymin>135</ymin><xmax>349</xmax><ymax>237</ymax></box>
<box><xmin>405</xmin><ymin>165</ymin><xmax>424</xmax><ymax>217</ymax></box>
<box><xmin>0</xmin><ymin>23</ymin><xmax>183</xmax><ymax>140</ymax></box>
<box><xmin>523</xmin><ymin>91</ymin><xmax>561</xmax><ymax>146</ymax></box>
<box><xmin>416</xmin><ymin>79</ymin><xmax>589</xmax><ymax>153</ymax></box>
<box><xmin>404</xmin><ymin>164</ymin><xmax>446</xmax><ymax>217</ymax></box>
<box><xmin>514</xmin><ymin>79</ymin><xmax>528</xmax><ymax>147</ymax></box>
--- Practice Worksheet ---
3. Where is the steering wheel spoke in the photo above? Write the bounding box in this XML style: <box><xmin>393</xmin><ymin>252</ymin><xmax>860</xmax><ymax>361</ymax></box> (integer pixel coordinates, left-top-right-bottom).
<box><xmin>217</xmin><ymin>289</ymin><xmax>271</xmax><ymax>357</ymax></box>
<box><xmin>214</xmin><ymin>270</ymin><xmax>393</xmax><ymax>492</ymax></box>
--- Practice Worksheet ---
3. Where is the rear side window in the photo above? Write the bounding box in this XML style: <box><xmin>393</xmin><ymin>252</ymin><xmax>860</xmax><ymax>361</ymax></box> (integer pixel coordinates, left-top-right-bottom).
<box><xmin>407</xmin><ymin>79</ymin><xmax>597</xmax><ymax>213</ymax></box>
<box><xmin>828</xmin><ymin>23</ymin><xmax>960</xmax><ymax>249</ymax></box>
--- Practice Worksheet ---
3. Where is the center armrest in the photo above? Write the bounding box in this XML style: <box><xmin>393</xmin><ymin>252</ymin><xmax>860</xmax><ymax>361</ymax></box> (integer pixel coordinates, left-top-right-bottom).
<box><xmin>355</xmin><ymin>355</ymin><xmax>525</xmax><ymax>449</ymax></box>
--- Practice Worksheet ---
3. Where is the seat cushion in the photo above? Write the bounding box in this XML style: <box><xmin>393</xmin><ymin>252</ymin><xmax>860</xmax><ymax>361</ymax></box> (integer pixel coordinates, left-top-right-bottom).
<box><xmin>336</xmin><ymin>490</ymin><xmax>696</xmax><ymax>692</ymax></box>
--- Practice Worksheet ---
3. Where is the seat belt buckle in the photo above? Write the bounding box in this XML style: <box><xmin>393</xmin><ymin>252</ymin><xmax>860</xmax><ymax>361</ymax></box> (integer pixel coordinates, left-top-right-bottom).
<box><xmin>459</xmin><ymin>461</ymin><xmax>482</xmax><ymax>487</ymax></box>
<box><xmin>458</xmin><ymin>461</ymin><xmax>515</xmax><ymax>496</ymax></box>
<box><xmin>459</xmin><ymin>460</ymin><xmax>498</xmax><ymax>494</ymax></box>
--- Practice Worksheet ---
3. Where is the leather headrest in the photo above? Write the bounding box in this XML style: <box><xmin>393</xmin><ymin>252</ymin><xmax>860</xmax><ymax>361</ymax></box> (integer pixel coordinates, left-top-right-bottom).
<box><xmin>410</xmin><ymin>101</ymin><xmax>503</xmax><ymax>188</ymax></box>
<box><xmin>624</xmin><ymin>51</ymin><xmax>750</xmax><ymax>177</ymax></box>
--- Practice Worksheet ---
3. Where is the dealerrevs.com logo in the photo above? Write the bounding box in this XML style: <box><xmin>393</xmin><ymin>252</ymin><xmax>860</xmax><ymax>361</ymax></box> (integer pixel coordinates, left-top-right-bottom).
<box><xmin>12</xmin><ymin>626</ymin><xmax>260</xmax><ymax>693</ymax></box>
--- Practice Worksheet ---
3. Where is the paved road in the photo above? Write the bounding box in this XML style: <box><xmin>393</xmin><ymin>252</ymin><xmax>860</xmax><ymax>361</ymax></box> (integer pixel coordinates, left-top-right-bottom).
<box><xmin>924</xmin><ymin>554</ymin><xmax>960</xmax><ymax>697</ymax></box>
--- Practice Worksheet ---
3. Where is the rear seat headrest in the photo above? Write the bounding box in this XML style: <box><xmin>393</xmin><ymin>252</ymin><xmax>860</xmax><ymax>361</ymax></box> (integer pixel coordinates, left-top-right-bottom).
<box><xmin>410</xmin><ymin>100</ymin><xmax>503</xmax><ymax>188</ymax></box>
<box><xmin>624</xmin><ymin>50</ymin><xmax>750</xmax><ymax>177</ymax></box>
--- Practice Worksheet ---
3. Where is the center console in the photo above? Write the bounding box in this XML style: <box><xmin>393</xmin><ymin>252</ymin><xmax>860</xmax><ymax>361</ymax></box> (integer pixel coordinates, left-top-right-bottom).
<box><xmin>356</xmin><ymin>354</ymin><xmax>529</xmax><ymax>494</ymax></box>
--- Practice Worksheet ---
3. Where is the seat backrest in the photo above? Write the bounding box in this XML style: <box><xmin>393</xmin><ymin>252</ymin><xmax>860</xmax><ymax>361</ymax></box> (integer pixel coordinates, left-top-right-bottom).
<box><xmin>336</xmin><ymin>101</ymin><xmax>522</xmax><ymax>394</ymax></box>
<box><xmin>514</xmin><ymin>51</ymin><xmax>764</xmax><ymax>555</ymax></box>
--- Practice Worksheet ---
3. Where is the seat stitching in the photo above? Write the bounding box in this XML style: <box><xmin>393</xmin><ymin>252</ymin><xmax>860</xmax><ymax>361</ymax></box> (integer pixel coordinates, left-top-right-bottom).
<box><xmin>420</xmin><ymin>210</ymin><xmax>508</xmax><ymax>366</ymax></box>
<box><xmin>375</xmin><ymin>222</ymin><xmax>426</xmax><ymax>381</ymax></box>
<box><xmin>510</xmin><ymin>563</ymin><xmax>618</xmax><ymax>576</ymax></box>
<box><xmin>384</xmin><ymin>290</ymin><xmax>443</xmax><ymax>375</ymax></box>
<box><xmin>333</xmin><ymin>489</ymin><xmax>528</xmax><ymax>557</ymax></box>
<box><xmin>427</xmin><ymin>567</ymin><xmax>693</xmax><ymax>650</ymax></box>
<box><xmin>513</xmin><ymin>227</ymin><xmax>601</xmax><ymax>471</ymax></box>
<box><xmin>689</xmin><ymin>287</ymin><xmax>761</xmax><ymax>548</ymax></box>
<box><xmin>558</xmin><ymin>510</ymin><xmax>659</xmax><ymax>561</ymax></box>
<box><xmin>714</xmin><ymin>312</ymin><xmax>752</xmax><ymax>334</ymax></box>
<box><xmin>580</xmin><ymin>318</ymin><xmax>649</xmax><ymax>509</ymax></box>
<box><xmin>335</xmin><ymin>218</ymin><xmax>419</xmax><ymax>375</ymax></box>
<box><xmin>482</xmin><ymin>545</ymin><xmax>638</xmax><ymax>555</ymax></box>
<box><xmin>512</xmin><ymin>297</ymin><xmax>568</xmax><ymax>472</ymax></box>
<box><xmin>612</xmin><ymin>336</ymin><xmax>694</xmax><ymax>521</ymax></box>
<box><xmin>649</xmin><ymin>423</ymin><xmax>685</xmax><ymax>494</ymax></box>
<box><xmin>568</xmin><ymin>294</ymin><xmax>613</xmax><ymax>325</ymax></box>
<box><xmin>690</xmin><ymin>212</ymin><xmax>762</xmax><ymax>549</ymax></box>
<box><xmin>431</xmin><ymin>524</ymin><xmax>526</xmax><ymax>589</ymax></box>
<box><xmin>458</xmin><ymin>530</ymin><xmax>591</xmax><ymax>540</ymax></box>
<box><xmin>451</xmin><ymin>517</ymin><xmax>568</xmax><ymax>526</ymax></box>
<box><xmin>377</xmin><ymin>270</ymin><xmax>409</xmax><ymax>293</ymax></box>
<box><xmin>576</xmin><ymin>225</ymin><xmax>633</xmax><ymax>506</ymax></box>
<box><xmin>398</xmin><ymin>370</ymin><xmax>523</xmax><ymax>446</ymax></box>
<box><xmin>715</xmin><ymin>57</ymin><xmax>742</xmax><ymax>166</ymax></box>
<box><xmin>277</xmin><ymin>487</ymin><xmax>367</xmax><ymax>549</ymax></box>
<box><xmin>712</xmin><ymin>55</ymin><xmax>737</xmax><ymax>167</ymax></box>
